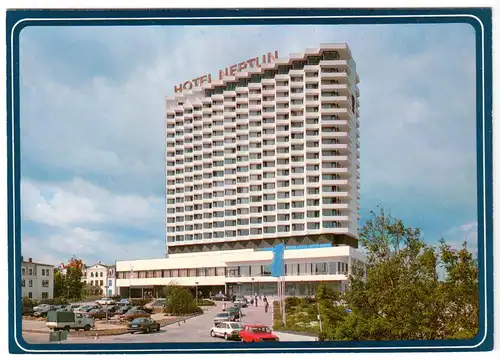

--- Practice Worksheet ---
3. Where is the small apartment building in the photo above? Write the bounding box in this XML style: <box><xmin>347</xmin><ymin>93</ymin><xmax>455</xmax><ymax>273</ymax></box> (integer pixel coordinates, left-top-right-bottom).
<box><xmin>82</xmin><ymin>262</ymin><xmax>117</xmax><ymax>296</ymax></box>
<box><xmin>21</xmin><ymin>257</ymin><xmax>54</xmax><ymax>300</ymax></box>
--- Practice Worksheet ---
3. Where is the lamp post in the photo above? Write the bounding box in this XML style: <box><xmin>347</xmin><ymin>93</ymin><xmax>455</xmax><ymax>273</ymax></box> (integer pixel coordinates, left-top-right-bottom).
<box><xmin>251</xmin><ymin>277</ymin><xmax>255</xmax><ymax>297</ymax></box>
<box><xmin>195</xmin><ymin>281</ymin><xmax>199</xmax><ymax>304</ymax></box>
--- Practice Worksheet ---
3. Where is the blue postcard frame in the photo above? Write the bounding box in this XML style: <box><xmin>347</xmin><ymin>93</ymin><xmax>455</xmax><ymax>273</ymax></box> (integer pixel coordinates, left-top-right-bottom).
<box><xmin>6</xmin><ymin>7</ymin><xmax>493</xmax><ymax>354</ymax></box>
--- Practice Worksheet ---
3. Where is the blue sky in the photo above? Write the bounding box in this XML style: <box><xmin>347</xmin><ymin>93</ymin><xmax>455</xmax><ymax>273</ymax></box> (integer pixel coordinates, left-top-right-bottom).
<box><xmin>19</xmin><ymin>23</ymin><xmax>478</xmax><ymax>266</ymax></box>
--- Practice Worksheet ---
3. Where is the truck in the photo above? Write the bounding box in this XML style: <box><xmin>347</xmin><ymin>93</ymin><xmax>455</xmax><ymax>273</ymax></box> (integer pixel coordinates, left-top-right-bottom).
<box><xmin>45</xmin><ymin>311</ymin><xmax>95</xmax><ymax>331</ymax></box>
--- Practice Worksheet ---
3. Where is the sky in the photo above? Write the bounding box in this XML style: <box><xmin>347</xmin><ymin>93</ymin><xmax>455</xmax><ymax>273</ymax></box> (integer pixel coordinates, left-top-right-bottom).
<box><xmin>18</xmin><ymin>23</ymin><xmax>479</xmax><ymax>266</ymax></box>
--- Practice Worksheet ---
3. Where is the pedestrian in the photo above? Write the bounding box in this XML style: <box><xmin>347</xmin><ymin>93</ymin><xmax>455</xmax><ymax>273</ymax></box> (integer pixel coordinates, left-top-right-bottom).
<box><xmin>255</xmin><ymin>296</ymin><xmax>258</xmax><ymax>307</ymax></box>
<box><xmin>250</xmin><ymin>298</ymin><xmax>254</xmax><ymax>306</ymax></box>
<box><xmin>222</xmin><ymin>301</ymin><xmax>226</xmax><ymax>310</ymax></box>
<box><xmin>265</xmin><ymin>301</ymin><xmax>269</xmax><ymax>313</ymax></box>
<box><xmin>263</xmin><ymin>295</ymin><xmax>267</xmax><ymax>304</ymax></box>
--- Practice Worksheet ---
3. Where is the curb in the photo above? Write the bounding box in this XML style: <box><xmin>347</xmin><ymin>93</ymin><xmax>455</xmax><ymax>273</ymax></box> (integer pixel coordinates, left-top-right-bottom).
<box><xmin>22</xmin><ymin>313</ymin><xmax>204</xmax><ymax>338</ymax></box>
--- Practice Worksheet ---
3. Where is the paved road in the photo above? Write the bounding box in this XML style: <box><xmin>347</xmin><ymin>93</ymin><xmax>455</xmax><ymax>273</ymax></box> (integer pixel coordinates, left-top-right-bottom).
<box><xmin>22</xmin><ymin>300</ymin><xmax>315</xmax><ymax>344</ymax></box>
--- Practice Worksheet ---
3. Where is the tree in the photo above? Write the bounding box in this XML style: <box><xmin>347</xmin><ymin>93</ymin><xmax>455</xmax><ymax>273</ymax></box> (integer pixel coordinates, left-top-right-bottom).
<box><xmin>163</xmin><ymin>284</ymin><xmax>203</xmax><ymax>316</ymax></box>
<box><xmin>53</xmin><ymin>269</ymin><xmax>65</xmax><ymax>299</ymax></box>
<box><xmin>53</xmin><ymin>257</ymin><xmax>85</xmax><ymax>301</ymax></box>
<box><xmin>318</xmin><ymin>208</ymin><xmax>479</xmax><ymax>341</ymax></box>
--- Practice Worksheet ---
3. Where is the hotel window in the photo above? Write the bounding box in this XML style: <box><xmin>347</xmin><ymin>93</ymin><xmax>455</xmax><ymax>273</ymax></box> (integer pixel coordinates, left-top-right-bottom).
<box><xmin>216</xmin><ymin>267</ymin><xmax>226</xmax><ymax>276</ymax></box>
<box><xmin>28</xmin><ymin>280</ymin><xmax>33</xmax><ymax>288</ymax></box>
<box><xmin>21</xmin><ymin>280</ymin><xmax>25</xmax><ymax>287</ymax></box>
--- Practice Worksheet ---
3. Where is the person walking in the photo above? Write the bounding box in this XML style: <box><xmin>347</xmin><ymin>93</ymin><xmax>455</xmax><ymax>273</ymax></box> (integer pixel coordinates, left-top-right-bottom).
<box><xmin>255</xmin><ymin>296</ymin><xmax>258</xmax><ymax>307</ymax></box>
<box><xmin>250</xmin><ymin>298</ymin><xmax>254</xmax><ymax>306</ymax></box>
<box><xmin>222</xmin><ymin>301</ymin><xmax>226</xmax><ymax>311</ymax></box>
<box><xmin>264</xmin><ymin>300</ymin><xmax>269</xmax><ymax>313</ymax></box>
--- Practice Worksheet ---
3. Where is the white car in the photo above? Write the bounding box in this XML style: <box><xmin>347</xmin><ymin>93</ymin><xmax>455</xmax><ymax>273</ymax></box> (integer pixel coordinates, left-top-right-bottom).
<box><xmin>95</xmin><ymin>298</ymin><xmax>115</xmax><ymax>306</ymax></box>
<box><xmin>210</xmin><ymin>321</ymin><xmax>243</xmax><ymax>340</ymax></box>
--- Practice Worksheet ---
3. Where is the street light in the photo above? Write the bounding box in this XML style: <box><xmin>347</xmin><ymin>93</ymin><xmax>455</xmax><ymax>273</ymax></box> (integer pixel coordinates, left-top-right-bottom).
<box><xmin>195</xmin><ymin>282</ymin><xmax>199</xmax><ymax>304</ymax></box>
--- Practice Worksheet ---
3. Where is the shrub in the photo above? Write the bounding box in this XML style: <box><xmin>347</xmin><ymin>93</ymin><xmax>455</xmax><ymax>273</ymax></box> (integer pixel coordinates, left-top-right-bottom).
<box><xmin>131</xmin><ymin>299</ymin><xmax>149</xmax><ymax>307</ymax></box>
<box><xmin>196</xmin><ymin>299</ymin><xmax>215</xmax><ymax>306</ymax></box>
<box><xmin>163</xmin><ymin>285</ymin><xmax>204</xmax><ymax>316</ymax></box>
<box><xmin>44</xmin><ymin>297</ymin><xmax>68</xmax><ymax>305</ymax></box>
<box><xmin>22</xmin><ymin>297</ymin><xmax>38</xmax><ymax>308</ymax></box>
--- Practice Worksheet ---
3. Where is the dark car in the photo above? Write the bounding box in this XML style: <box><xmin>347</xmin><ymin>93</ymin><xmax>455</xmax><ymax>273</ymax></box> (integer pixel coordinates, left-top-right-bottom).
<box><xmin>225</xmin><ymin>307</ymin><xmax>241</xmax><ymax>320</ymax></box>
<box><xmin>129</xmin><ymin>306</ymin><xmax>153</xmax><ymax>314</ymax></box>
<box><xmin>89</xmin><ymin>308</ymin><xmax>110</xmax><ymax>320</ymax></box>
<box><xmin>114</xmin><ymin>306</ymin><xmax>132</xmax><ymax>315</ymax></box>
<box><xmin>120</xmin><ymin>309</ymin><xmax>151</xmax><ymax>321</ymax></box>
<box><xmin>128</xmin><ymin>317</ymin><xmax>161</xmax><ymax>334</ymax></box>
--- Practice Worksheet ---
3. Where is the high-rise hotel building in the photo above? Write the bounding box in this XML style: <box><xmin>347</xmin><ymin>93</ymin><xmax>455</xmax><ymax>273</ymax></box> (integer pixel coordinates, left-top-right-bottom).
<box><xmin>115</xmin><ymin>44</ymin><xmax>365</xmax><ymax>298</ymax></box>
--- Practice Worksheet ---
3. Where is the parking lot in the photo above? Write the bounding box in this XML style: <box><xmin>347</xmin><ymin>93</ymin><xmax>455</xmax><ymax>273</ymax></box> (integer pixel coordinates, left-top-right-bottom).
<box><xmin>22</xmin><ymin>300</ymin><xmax>315</xmax><ymax>344</ymax></box>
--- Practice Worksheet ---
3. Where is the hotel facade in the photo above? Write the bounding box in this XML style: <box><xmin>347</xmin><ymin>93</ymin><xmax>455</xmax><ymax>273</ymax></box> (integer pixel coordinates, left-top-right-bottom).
<box><xmin>116</xmin><ymin>43</ymin><xmax>365</xmax><ymax>298</ymax></box>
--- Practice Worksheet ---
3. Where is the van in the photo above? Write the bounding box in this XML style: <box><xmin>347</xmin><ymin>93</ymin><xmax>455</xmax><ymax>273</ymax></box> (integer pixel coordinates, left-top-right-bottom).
<box><xmin>45</xmin><ymin>311</ymin><xmax>95</xmax><ymax>331</ymax></box>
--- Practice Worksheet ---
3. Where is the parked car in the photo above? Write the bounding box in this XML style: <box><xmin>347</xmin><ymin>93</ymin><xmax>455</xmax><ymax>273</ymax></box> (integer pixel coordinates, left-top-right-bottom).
<box><xmin>225</xmin><ymin>307</ymin><xmax>241</xmax><ymax>320</ymax></box>
<box><xmin>213</xmin><ymin>312</ymin><xmax>235</xmax><ymax>324</ymax></box>
<box><xmin>34</xmin><ymin>305</ymin><xmax>55</xmax><ymax>317</ymax></box>
<box><xmin>210</xmin><ymin>321</ymin><xmax>243</xmax><ymax>340</ymax></box>
<box><xmin>129</xmin><ymin>306</ymin><xmax>153</xmax><ymax>314</ymax></box>
<box><xmin>239</xmin><ymin>324</ymin><xmax>279</xmax><ymax>342</ymax></box>
<box><xmin>212</xmin><ymin>293</ymin><xmax>232</xmax><ymax>301</ymax></box>
<box><xmin>103</xmin><ymin>305</ymin><xmax>119</xmax><ymax>313</ymax></box>
<box><xmin>120</xmin><ymin>309</ymin><xmax>151</xmax><ymax>321</ymax></box>
<box><xmin>33</xmin><ymin>304</ymin><xmax>50</xmax><ymax>312</ymax></box>
<box><xmin>89</xmin><ymin>308</ymin><xmax>110</xmax><ymax>320</ymax></box>
<box><xmin>96</xmin><ymin>298</ymin><xmax>115</xmax><ymax>306</ymax></box>
<box><xmin>235</xmin><ymin>297</ymin><xmax>249</xmax><ymax>308</ymax></box>
<box><xmin>114</xmin><ymin>306</ymin><xmax>132</xmax><ymax>315</ymax></box>
<box><xmin>127</xmin><ymin>317</ymin><xmax>161</xmax><ymax>334</ymax></box>
<box><xmin>46</xmin><ymin>311</ymin><xmax>94</xmax><ymax>332</ymax></box>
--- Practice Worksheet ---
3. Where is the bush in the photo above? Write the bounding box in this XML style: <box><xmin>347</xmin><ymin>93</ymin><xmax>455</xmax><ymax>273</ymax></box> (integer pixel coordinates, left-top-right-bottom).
<box><xmin>131</xmin><ymin>299</ymin><xmax>149</xmax><ymax>307</ymax></box>
<box><xmin>44</xmin><ymin>297</ymin><xmax>68</xmax><ymax>305</ymax></box>
<box><xmin>163</xmin><ymin>285</ymin><xmax>204</xmax><ymax>316</ymax></box>
<box><xmin>22</xmin><ymin>297</ymin><xmax>38</xmax><ymax>308</ymax></box>
<box><xmin>196</xmin><ymin>299</ymin><xmax>215</xmax><ymax>306</ymax></box>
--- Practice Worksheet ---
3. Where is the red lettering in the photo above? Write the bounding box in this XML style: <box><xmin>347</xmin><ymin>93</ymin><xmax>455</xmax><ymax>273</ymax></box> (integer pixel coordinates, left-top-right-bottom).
<box><xmin>208</xmin><ymin>73</ymin><xmax>212</xmax><ymax>83</ymax></box>
<box><xmin>255</xmin><ymin>56</ymin><xmax>260</xmax><ymax>67</ymax></box>
<box><xmin>229</xmin><ymin>64</ymin><xmax>237</xmax><ymax>76</ymax></box>
<box><xmin>183</xmin><ymin>81</ymin><xmax>193</xmax><ymax>90</ymax></box>
<box><xmin>247</xmin><ymin>58</ymin><xmax>256</xmax><ymax>68</ymax></box>
<box><xmin>174</xmin><ymin>83</ymin><xmax>183</xmax><ymax>93</ymax></box>
<box><xmin>192</xmin><ymin>77</ymin><xmax>200</xmax><ymax>86</ymax></box>
<box><xmin>267</xmin><ymin>50</ymin><xmax>278</xmax><ymax>63</ymax></box>
<box><xmin>262</xmin><ymin>54</ymin><xmax>267</xmax><ymax>64</ymax></box>
<box><xmin>218</xmin><ymin>68</ymin><xmax>228</xmax><ymax>80</ymax></box>
<box><xmin>238</xmin><ymin>62</ymin><xmax>248</xmax><ymax>72</ymax></box>
<box><xmin>199</xmin><ymin>75</ymin><xmax>208</xmax><ymax>85</ymax></box>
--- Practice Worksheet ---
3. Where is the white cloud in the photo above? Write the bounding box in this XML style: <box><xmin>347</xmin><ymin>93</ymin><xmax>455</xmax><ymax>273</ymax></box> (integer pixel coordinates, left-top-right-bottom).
<box><xmin>22</xmin><ymin>227</ymin><xmax>164</xmax><ymax>266</ymax></box>
<box><xmin>21</xmin><ymin>177</ymin><xmax>164</xmax><ymax>230</ymax></box>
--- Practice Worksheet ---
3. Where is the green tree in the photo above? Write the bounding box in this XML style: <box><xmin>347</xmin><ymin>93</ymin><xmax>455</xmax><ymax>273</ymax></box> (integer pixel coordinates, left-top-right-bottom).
<box><xmin>53</xmin><ymin>268</ymin><xmax>65</xmax><ymax>299</ymax></box>
<box><xmin>163</xmin><ymin>284</ymin><xmax>202</xmax><ymax>316</ymax></box>
<box><xmin>319</xmin><ymin>208</ymin><xmax>478</xmax><ymax>341</ymax></box>
<box><xmin>53</xmin><ymin>257</ymin><xmax>85</xmax><ymax>301</ymax></box>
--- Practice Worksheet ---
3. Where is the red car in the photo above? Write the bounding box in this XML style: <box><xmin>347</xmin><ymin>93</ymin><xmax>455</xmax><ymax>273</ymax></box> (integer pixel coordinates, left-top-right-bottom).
<box><xmin>239</xmin><ymin>324</ymin><xmax>279</xmax><ymax>342</ymax></box>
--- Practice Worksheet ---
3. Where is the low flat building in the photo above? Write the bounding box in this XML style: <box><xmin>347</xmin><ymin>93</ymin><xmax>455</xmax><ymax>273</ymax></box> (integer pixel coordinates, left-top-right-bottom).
<box><xmin>21</xmin><ymin>257</ymin><xmax>54</xmax><ymax>300</ymax></box>
<box><xmin>115</xmin><ymin>246</ymin><xmax>365</xmax><ymax>298</ymax></box>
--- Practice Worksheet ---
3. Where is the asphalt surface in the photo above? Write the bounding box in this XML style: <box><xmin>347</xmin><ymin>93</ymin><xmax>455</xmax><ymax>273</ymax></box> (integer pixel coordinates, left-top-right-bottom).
<box><xmin>22</xmin><ymin>300</ymin><xmax>315</xmax><ymax>344</ymax></box>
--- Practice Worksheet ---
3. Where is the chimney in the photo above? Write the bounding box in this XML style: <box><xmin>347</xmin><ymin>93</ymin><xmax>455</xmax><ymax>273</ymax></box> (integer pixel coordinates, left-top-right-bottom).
<box><xmin>28</xmin><ymin>257</ymin><xmax>32</xmax><ymax>263</ymax></box>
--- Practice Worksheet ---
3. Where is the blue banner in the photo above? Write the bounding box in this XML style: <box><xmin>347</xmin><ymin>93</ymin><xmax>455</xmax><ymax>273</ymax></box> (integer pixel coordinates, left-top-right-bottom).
<box><xmin>270</xmin><ymin>243</ymin><xmax>285</xmax><ymax>277</ymax></box>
